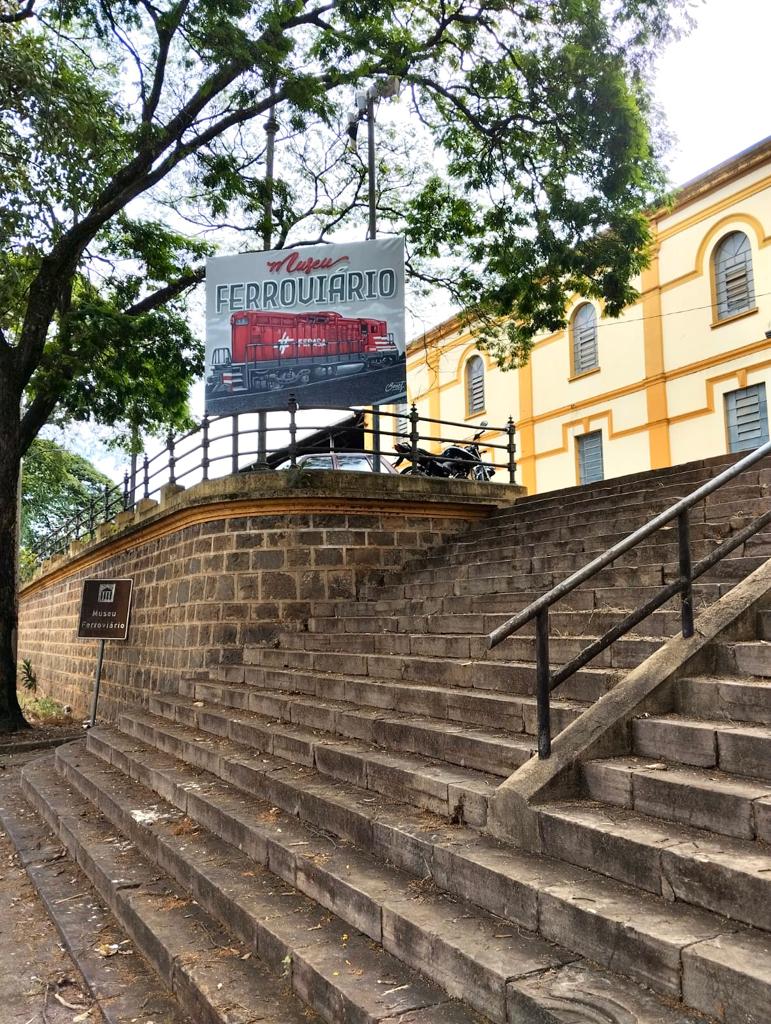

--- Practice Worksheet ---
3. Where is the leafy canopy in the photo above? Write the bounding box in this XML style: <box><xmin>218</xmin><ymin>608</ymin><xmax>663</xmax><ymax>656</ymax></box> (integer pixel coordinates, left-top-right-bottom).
<box><xmin>0</xmin><ymin>0</ymin><xmax>689</xmax><ymax>456</ymax></box>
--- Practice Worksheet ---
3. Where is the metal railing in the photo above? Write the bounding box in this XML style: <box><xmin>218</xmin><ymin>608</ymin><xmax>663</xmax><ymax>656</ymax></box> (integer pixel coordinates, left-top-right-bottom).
<box><xmin>487</xmin><ymin>438</ymin><xmax>771</xmax><ymax>759</ymax></box>
<box><xmin>31</xmin><ymin>399</ymin><xmax>517</xmax><ymax>561</ymax></box>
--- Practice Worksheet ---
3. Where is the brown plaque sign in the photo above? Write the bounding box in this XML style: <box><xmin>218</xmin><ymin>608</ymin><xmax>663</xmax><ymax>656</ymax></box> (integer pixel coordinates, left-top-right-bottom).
<box><xmin>78</xmin><ymin>579</ymin><xmax>133</xmax><ymax>640</ymax></box>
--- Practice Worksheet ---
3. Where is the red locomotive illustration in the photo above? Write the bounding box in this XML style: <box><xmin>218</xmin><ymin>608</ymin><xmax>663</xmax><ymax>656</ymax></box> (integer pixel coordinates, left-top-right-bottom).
<box><xmin>207</xmin><ymin>310</ymin><xmax>400</xmax><ymax>394</ymax></box>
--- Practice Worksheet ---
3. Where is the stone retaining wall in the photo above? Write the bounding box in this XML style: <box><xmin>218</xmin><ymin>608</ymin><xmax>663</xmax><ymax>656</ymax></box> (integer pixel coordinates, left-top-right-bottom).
<box><xmin>19</xmin><ymin>470</ymin><xmax>523</xmax><ymax>722</ymax></box>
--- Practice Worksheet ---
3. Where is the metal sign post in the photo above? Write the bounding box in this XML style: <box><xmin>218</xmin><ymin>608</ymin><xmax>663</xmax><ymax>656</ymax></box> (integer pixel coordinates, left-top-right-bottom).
<box><xmin>77</xmin><ymin>578</ymin><xmax>133</xmax><ymax>728</ymax></box>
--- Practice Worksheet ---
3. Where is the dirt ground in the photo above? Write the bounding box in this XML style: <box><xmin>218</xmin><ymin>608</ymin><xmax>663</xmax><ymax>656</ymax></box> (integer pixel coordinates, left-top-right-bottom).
<box><xmin>0</xmin><ymin>751</ymin><xmax>105</xmax><ymax>1024</ymax></box>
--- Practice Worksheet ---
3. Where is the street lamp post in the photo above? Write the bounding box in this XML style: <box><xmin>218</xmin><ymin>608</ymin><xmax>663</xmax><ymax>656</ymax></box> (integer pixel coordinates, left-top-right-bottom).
<box><xmin>347</xmin><ymin>77</ymin><xmax>400</xmax><ymax>470</ymax></box>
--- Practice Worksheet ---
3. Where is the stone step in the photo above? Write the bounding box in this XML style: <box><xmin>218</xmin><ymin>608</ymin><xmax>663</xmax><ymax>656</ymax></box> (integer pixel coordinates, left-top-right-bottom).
<box><xmin>152</xmin><ymin>689</ymin><xmax>535</xmax><ymax>779</ymax></box>
<box><xmin>123</xmin><ymin>707</ymin><xmax>500</xmax><ymax>828</ymax></box>
<box><xmin>82</xmin><ymin>727</ymin><xmax>714</xmax><ymax>1024</ymax></box>
<box><xmin>399</xmin><ymin>530</ymin><xmax>753</xmax><ymax>587</ymax></box>
<box><xmin>306</xmin><ymin>607</ymin><xmax>683</xmax><ymax>640</ymax></box>
<box><xmin>633</xmin><ymin>715</ymin><xmax>771</xmax><ymax>781</ymax></box>
<box><xmin>19</xmin><ymin>753</ymin><xmax>328</xmax><ymax>1024</ymax></box>
<box><xmin>0</xmin><ymin>778</ymin><xmax>191</xmax><ymax>1024</ymax></box>
<box><xmin>429</xmin><ymin>511</ymin><xmax>748</xmax><ymax>567</ymax></box>
<box><xmin>178</xmin><ymin>673</ymin><xmax>588</xmax><ymax>738</ymax></box>
<box><xmin>267</xmin><ymin>629</ymin><xmax>664</xmax><ymax>672</ymax></box>
<box><xmin>368</xmin><ymin>555</ymin><xmax>766</xmax><ymax>603</ymax></box>
<box><xmin>676</xmin><ymin>675</ymin><xmax>771</xmax><ymax>724</ymax></box>
<box><xmin>582</xmin><ymin>757</ymin><xmax>771</xmax><ymax>842</ymax></box>
<box><xmin>537</xmin><ymin>799</ymin><xmax>771</xmax><ymax>930</ymax></box>
<box><xmin>446</xmin><ymin>494</ymin><xmax>770</xmax><ymax>552</ymax></box>
<box><xmin>232</xmin><ymin>652</ymin><xmax>616</xmax><ymax>703</ymax></box>
<box><xmin>713</xmin><ymin>640</ymin><xmax>771</xmax><ymax>678</ymax></box>
<box><xmin>95</xmin><ymin>718</ymin><xmax>771</xmax><ymax>1022</ymax></box>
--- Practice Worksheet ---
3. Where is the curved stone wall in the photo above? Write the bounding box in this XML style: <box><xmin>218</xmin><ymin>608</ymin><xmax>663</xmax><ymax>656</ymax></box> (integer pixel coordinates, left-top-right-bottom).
<box><xmin>18</xmin><ymin>470</ymin><xmax>523</xmax><ymax>721</ymax></box>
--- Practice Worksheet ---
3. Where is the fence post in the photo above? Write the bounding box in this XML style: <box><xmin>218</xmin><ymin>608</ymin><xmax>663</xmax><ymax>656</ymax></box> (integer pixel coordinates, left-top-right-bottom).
<box><xmin>123</xmin><ymin>472</ymin><xmax>130</xmax><ymax>511</ymax></box>
<box><xmin>143</xmin><ymin>455</ymin><xmax>149</xmax><ymax>499</ymax></box>
<box><xmin>678</xmin><ymin>510</ymin><xmax>694</xmax><ymax>638</ymax></box>
<box><xmin>507</xmin><ymin>417</ymin><xmax>517</xmax><ymax>484</ymax></box>
<box><xmin>535</xmin><ymin>607</ymin><xmax>552</xmax><ymax>759</ymax></box>
<box><xmin>288</xmin><ymin>393</ymin><xmax>298</xmax><ymax>467</ymax></box>
<box><xmin>88</xmin><ymin>498</ymin><xmax>96</xmax><ymax>539</ymax></box>
<box><xmin>103</xmin><ymin>483</ymin><xmax>110</xmax><ymax>522</ymax></box>
<box><xmin>202</xmin><ymin>414</ymin><xmax>210</xmax><ymax>480</ymax></box>
<box><xmin>232</xmin><ymin>413</ymin><xmax>239</xmax><ymax>474</ymax></box>
<box><xmin>167</xmin><ymin>431</ymin><xmax>176</xmax><ymax>486</ymax></box>
<box><xmin>409</xmin><ymin>403</ymin><xmax>420</xmax><ymax>464</ymax></box>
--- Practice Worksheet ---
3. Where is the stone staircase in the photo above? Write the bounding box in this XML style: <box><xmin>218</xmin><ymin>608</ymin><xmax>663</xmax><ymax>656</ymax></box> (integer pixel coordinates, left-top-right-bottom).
<box><xmin>7</xmin><ymin>453</ymin><xmax>771</xmax><ymax>1024</ymax></box>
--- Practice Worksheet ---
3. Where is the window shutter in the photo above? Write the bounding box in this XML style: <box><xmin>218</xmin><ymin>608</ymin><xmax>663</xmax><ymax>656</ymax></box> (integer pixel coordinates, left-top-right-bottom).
<box><xmin>715</xmin><ymin>232</ymin><xmax>755</xmax><ymax>320</ymax></box>
<box><xmin>577</xmin><ymin>431</ymin><xmax>604</xmax><ymax>485</ymax></box>
<box><xmin>466</xmin><ymin>356</ymin><xmax>485</xmax><ymax>414</ymax></box>
<box><xmin>572</xmin><ymin>305</ymin><xmax>598</xmax><ymax>374</ymax></box>
<box><xmin>725</xmin><ymin>384</ymin><xmax>769</xmax><ymax>453</ymax></box>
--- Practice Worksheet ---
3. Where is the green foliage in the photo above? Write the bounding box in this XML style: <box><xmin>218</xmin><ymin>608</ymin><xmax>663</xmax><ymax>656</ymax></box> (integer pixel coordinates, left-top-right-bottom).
<box><xmin>19</xmin><ymin>658</ymin><xmax>37</xmax><ymax>692</ymax></box>
<box><xmin>21</xmin><ymin>438</ymin><xmax>113</xmax><ymax>550</ymax></box>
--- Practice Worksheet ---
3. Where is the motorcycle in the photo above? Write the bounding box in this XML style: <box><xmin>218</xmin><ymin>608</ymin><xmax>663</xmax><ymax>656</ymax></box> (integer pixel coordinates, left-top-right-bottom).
<box><xmin>393</xmin><ymin>423</ymin><xmax>495</xmax><ymax>481</ymax></box>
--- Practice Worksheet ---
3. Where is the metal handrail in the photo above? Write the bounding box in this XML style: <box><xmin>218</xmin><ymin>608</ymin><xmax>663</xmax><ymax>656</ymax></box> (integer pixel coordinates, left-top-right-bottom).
<box><xmin>487</xmin><ymin>437</ymin><xmax>771</xmax><ymax>759</ymax></box>
<box><xmin>31</xmin><ymin>399</ymin><xmax>518</xmax><ymax>561</ymax></box>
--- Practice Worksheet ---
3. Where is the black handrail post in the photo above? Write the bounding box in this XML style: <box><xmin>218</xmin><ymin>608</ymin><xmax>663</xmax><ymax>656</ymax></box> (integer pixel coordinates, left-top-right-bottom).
<box><xmin>507</xmin><ymin>417</ymin><xmax>517</xmax><ymax>484</ymax></box>
<box><xmin>88</xmin><ymin>498</ymin><xmax>96</xmax><ymax>539</ymax></box>
<box><xmin>123</xmin><ymin>472</ymin><xmax>130</xmax><ymax>511</ymax></box>
<box><xmin>103</xmin><ymin>483</ymin><xmax>110</xmax><ymax>522</ymax></box>
<box><xmin>678</xmin><ymin>509</ymin><xmax>694</xmax><ymax>638</ymax></box>
<box><xmin>202</xmin><ymin>414</ymin><xmax>210</xmax><ymax>480</ymax></box>
<box><xmin>232</xmin><ymin>413</ymin><xmax>239</xmax><ymax>474</ymax></box>
<box><xmin>167</xmin><ymin>431</ymin><xmax>176</xmax><ymax>486</ymax></box>
<box><xmin>288</xmin><ymin>393</ymin><xmax>298</xmax><ymax>467</ymax></box>
<box><xmin>372</xmin><ymin>405</ymin><xmax>382</xmax><ymax>473</ymax></box>
<box><xmin>143</xmin><ymin>455</ymin><xmax>150</xmax><ymax>499</ymax></box>
<box><xmin>535</xmin><ymin>607</ymin><xmax>552</xmax><ymax>759</ymax></box>
<box><xmin>409</xmin><ymin>403</ymin><xmax>420</xmax><ymax>464</ymax></box>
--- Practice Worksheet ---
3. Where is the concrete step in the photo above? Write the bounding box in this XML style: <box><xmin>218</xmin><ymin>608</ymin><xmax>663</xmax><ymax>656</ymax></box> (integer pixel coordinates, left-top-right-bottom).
<box><xmin>306</xmin><ymin>607</ymin><xmax>684</xmax><ymax>640</ymax></box>
<box><xmin>178</xmin><ymin>673</ymin><xmax>588</xmax><ymax>738</ymax></box>
<box><xmin>398</xmin><ymin>529</ymin><xmax>758</xmax><ymax>587</ymax></box>
<box><xmin>633</xmin><ymin>715</ymin><xmax>771</xmax><ymax>781</ymax></box>
<box><xmin>93</xmin><ymin>719</ymin><xmax>771</xmax><ymax>1022</ymax></box>
<box><xmin>676</xmin><ymin>675</ymin><xmax>771</xmax><ymax>724</ymax></box>
<box><xmin>152</xmin><ymin>689</ymin><xmax>535</xmax><ymax>779</ymax></box>
<box><xmin>268</xmin><ymin>629</ymin><xmax>664</xmax><ymax>672</ymax></box>
<box><xmin>368</xmin><ymin>555</ymin><xmax>766</xmax><ymax>603</ymax></box>
<box><xmin>81</xmin><ymin>727</ymin><xmax>716</xmax><ymax>1024</ymax></box>
<box><xmin>537</xmin><ymin>799</ymin><xmax>771</xmax><ymax>930</ymax></box>
<box><xmin>123</xmin><ymin>707</ymin><xmax>500</xmax><ymax>828</ymax></box>
<box><xmin>19</xmin><ymin>753</ymin><xmax>328</xmax><ymax>1024</ymax></box>
<box><xmin>582</xmin><ymin>757</ymin><xmax>771</xmax><ymax>842</ymax></box>
<box><xmin>713</xmin><ymin>640</ymin><xmax>771</xmax><ymax>678</ymax></box>
<box><xmin>232</xmin><ymin>652</ymin><xmax>617</xmax><ymax>703</ymax></box>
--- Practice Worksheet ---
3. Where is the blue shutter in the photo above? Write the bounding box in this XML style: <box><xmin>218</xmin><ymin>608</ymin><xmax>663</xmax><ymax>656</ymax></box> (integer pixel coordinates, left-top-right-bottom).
<box><xmin>725</xmin><ymin>384</ymin><xmax>769</xmax><ymax>452</ymax></box>
<box><xmin>578</xmin><ymin>431</ymin><xmax>604</xmax><ymax>485</ymax></box>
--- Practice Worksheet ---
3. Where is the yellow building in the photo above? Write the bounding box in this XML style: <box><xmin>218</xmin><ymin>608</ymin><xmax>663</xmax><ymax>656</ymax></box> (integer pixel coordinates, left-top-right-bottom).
<box><xmin>406</xmin><ymin>137</ymin><xmax>771</xmax><ymax>494</ymax></box>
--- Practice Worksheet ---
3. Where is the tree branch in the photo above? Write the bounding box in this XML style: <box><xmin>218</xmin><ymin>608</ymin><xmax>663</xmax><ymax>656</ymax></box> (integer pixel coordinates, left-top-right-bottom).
<box><xmin>123</xmin><ymin>265</ymin><xmax>205</xmax><ymax>315</ymax></box>
<box><xmin>0</xmin><ymin>0</ymin><xmax>35</xmax><ymax>23</ymax></box>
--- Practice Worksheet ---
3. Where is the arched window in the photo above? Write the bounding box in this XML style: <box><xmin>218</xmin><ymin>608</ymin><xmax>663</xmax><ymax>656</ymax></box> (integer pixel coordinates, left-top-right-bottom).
<box><xmin>571</xmin><ymin>303</ymin><xmax>598</xmax><ymax>375</ymax></box>
<box><xmin>465</xmin><ymin>355</ymin><xmax>485</xmax><ymax>415</ymax></box>
<box><xmin>714</xmin><ymin>231</ymin><xmax>755</xmax><ymax>321</ymax></box>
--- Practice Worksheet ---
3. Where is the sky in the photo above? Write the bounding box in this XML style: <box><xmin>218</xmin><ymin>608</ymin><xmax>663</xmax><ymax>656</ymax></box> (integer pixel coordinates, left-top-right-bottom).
<box><xmin>58</xmin><ymin>0</ymin><xmax>771</xmax><ymax>480</ymax></box>
<box><xmin>654</xmin><ymin>0</ymin><xmax>771</xmax><ymax>186</ymax></box>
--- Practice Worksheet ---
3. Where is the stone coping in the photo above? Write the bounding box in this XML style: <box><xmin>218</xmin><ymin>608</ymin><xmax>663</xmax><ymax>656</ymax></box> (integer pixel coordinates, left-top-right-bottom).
<box><xmin>23</xmin><ymin>470</ymin><xmax>524</xmax><ymax>595</ymax></box>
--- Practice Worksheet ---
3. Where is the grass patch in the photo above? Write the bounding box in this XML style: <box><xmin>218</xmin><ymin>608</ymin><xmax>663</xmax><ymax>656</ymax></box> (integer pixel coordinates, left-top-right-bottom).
<box><xmin>18</xmin><ymin>692</ymin><xmax>74</xmax><ymax>727</ymax></box>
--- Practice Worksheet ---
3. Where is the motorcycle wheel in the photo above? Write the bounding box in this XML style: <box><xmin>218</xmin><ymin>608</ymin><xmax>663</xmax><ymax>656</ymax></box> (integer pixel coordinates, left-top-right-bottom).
<box><xmin>400</xmin><ymin>466</ymin><xmax>423</xmax><ymax>475</ymax></box>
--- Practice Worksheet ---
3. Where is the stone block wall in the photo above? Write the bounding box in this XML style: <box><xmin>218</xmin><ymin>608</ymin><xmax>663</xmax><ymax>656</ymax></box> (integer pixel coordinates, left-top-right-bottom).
<box><xmin>18</xmin><ymin>471</ymin><xmax>523</xmax><ymax>721</ymax></box>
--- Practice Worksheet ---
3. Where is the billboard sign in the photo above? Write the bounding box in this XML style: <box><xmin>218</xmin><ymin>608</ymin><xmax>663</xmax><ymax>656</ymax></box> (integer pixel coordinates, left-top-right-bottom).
<box><xmin>205</xmin><ymin>237</ymin><xmax>406</xmax><ymax>414</ymax></box>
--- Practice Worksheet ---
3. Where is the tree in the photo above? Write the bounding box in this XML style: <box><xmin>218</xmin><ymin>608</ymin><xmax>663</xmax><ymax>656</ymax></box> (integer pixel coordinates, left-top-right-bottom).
<box><xmin>0</xmin><ymin>0</ymin><xmax>688</xmax><ymax>731</ymax></box>
<box><xmin>20</xmin><ymin>438</ymin><xmax>113</xmax><ymax>562</ymax></box>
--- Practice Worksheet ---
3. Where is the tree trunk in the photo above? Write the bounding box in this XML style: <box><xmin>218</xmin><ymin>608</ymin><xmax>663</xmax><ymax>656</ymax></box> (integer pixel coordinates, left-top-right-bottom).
<box><xmin>0</xmin><ymin>392</ymin><xmax>29</xmax><ymax>733</ymax></box>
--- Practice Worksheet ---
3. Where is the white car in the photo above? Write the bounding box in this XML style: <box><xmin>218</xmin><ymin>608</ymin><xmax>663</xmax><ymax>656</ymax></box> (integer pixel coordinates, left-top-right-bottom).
<box><xmin>275</xmin><ymin>452</ymin><xmax>398</xmax><ymax>473</ymax></box>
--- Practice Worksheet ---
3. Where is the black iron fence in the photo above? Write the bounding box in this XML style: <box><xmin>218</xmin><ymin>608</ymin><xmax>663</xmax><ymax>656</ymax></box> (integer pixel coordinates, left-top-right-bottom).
<box><xmin>31</xmin><ymin>400</ymin><xmax>517</xmax><ymax>562</ymax></box>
